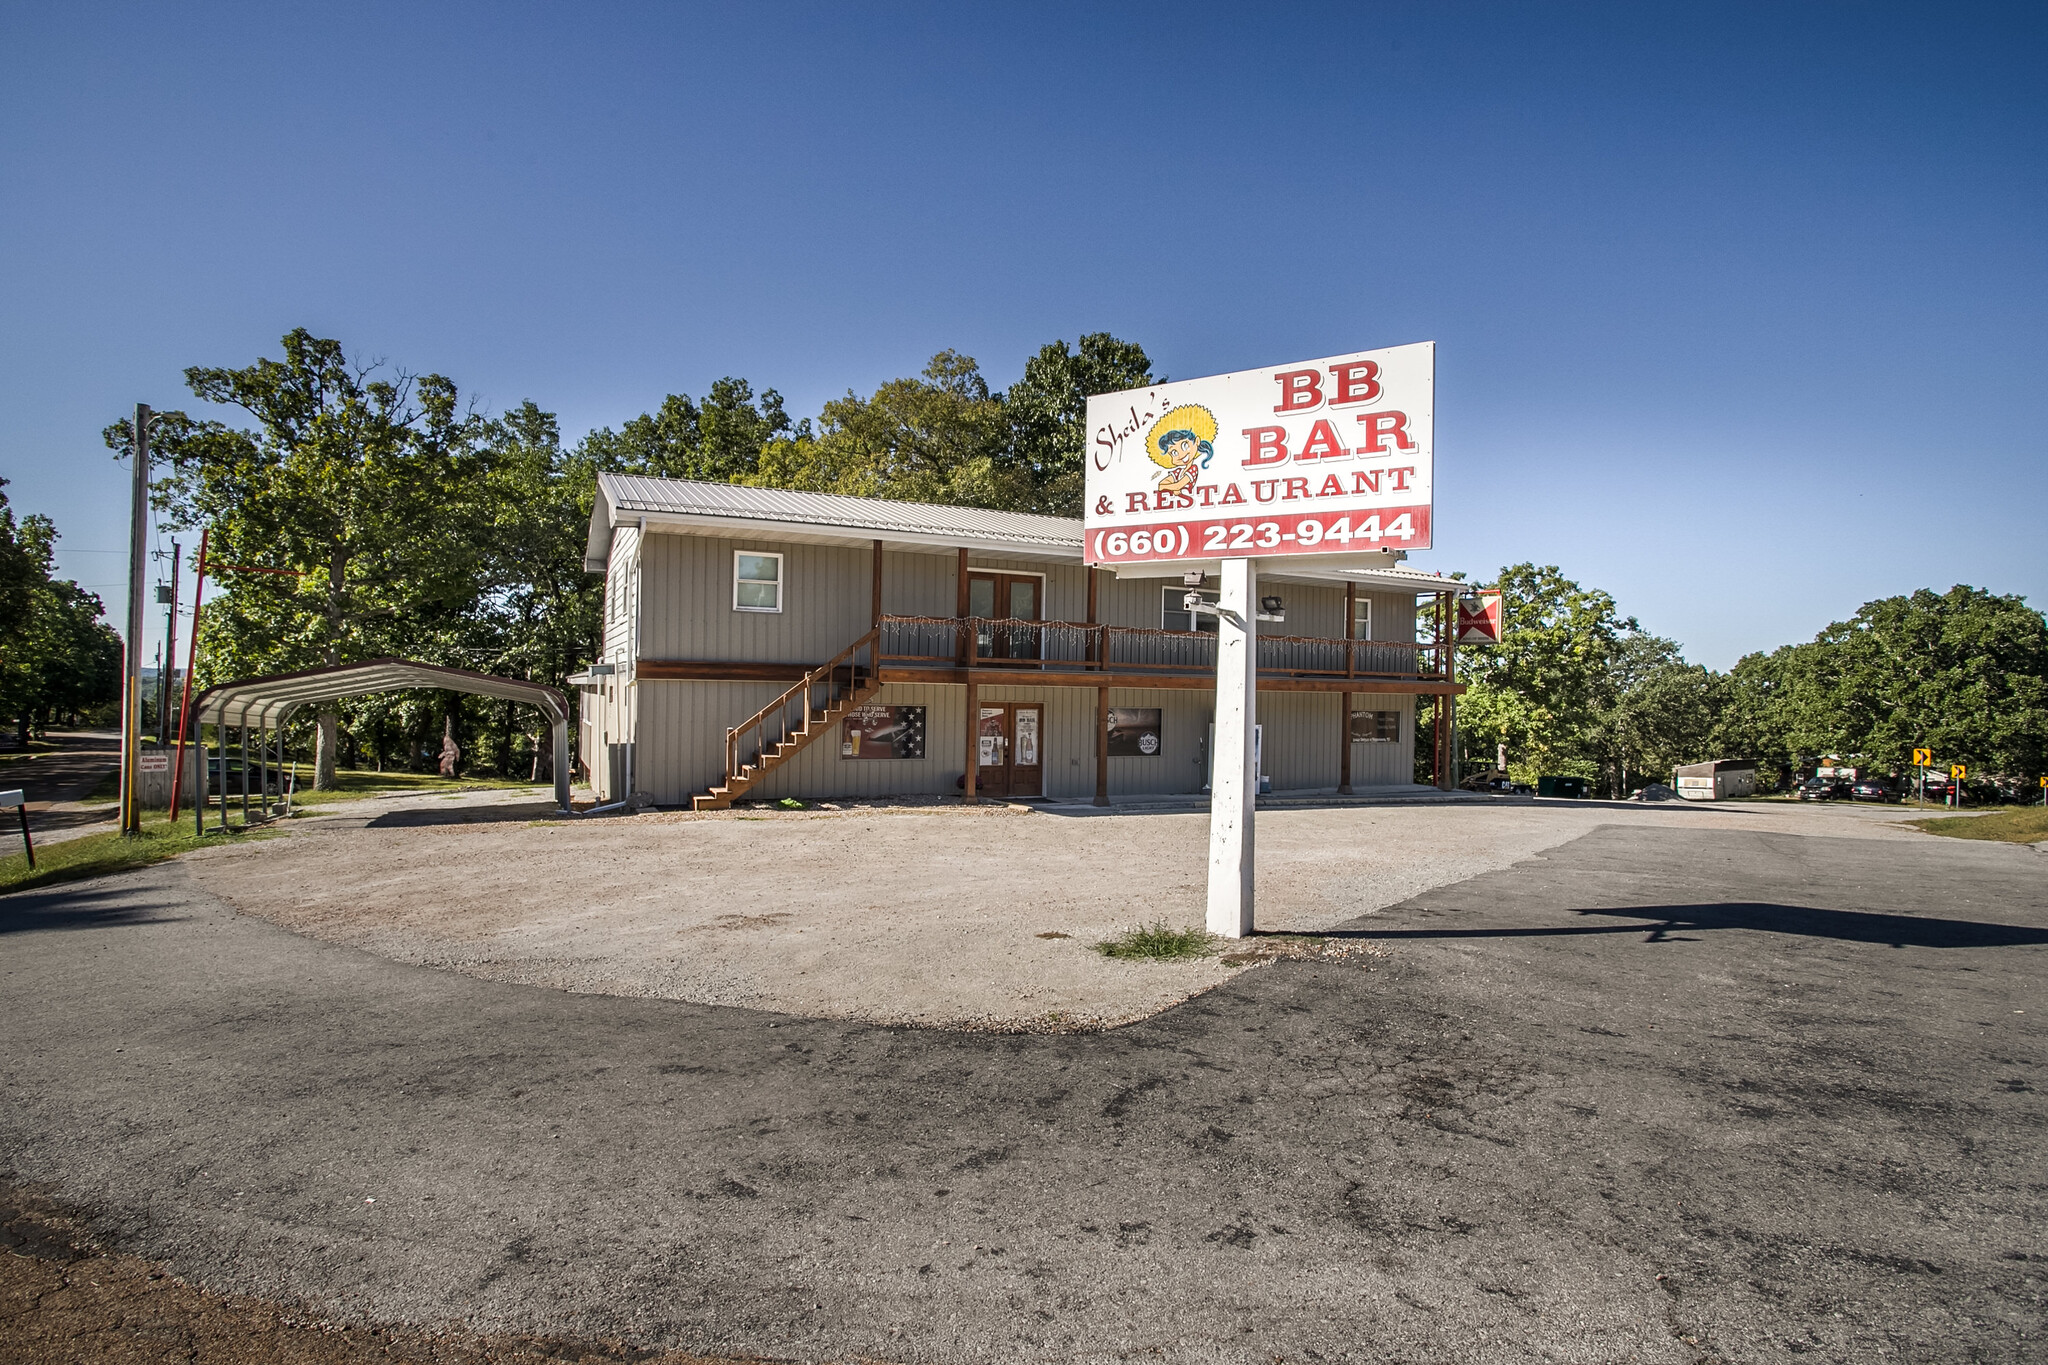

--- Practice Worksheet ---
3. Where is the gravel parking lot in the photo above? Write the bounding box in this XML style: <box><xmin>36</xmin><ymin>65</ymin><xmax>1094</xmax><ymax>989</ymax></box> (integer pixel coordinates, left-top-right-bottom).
<box><xmin>179</xmin><ymin>789</ymin><xmax>1945</xmax><ymax>1028</ymax></box>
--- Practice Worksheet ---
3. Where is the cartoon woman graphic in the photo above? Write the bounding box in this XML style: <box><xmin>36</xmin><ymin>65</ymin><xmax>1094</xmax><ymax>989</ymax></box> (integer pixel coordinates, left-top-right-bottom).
<box><xmin>1145</xmin><ymin>404</ymin><xmax>1219</xmax><ymax>496</ymax></box>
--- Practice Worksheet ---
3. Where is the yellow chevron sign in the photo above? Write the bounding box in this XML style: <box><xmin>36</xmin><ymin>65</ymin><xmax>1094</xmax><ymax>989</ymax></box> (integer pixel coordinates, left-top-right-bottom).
<box><xmin>1912</xmin><ymin>747</ymin><xmax>1932</xmax><ymax>767</ymax></box>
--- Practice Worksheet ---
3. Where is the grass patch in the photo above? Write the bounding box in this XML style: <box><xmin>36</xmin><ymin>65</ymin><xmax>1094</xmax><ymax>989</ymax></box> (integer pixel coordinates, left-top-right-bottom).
<box><xmin>0</xmin><ymin>811</ymin><xmax>275</xmax><ymax>897</ymax></box>
<box><xmin>264</xmin><ymin>765</ymin><xmax>538</xmax><ymax>808</ymax></box>
<box><xmin>1093</xmin><ymin>921</ymin><xmax>1215</xmax><ymax>961</ymax></box>
<box><xmin>1908</xmin><ymin>807</ymin><xmax>2048</xmax><ymax>844</ymax></box>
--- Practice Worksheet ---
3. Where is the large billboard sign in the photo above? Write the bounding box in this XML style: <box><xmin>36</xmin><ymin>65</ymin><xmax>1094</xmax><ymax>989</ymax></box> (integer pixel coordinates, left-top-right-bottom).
<box><xmin>1083</xmin><ymin>341</ymin><xmax>1434</xmax><ymax>566</ymax></box>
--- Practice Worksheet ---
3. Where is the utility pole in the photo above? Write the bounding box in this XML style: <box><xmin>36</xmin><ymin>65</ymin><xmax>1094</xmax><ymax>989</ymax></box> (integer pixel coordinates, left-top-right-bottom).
<box><xmin>121</xmin><ymin>404</ymin><xmax>150</xmax><ymax>836</ymax></box>
<box><xmin>158</xmin><ymin>541</ymin><xmax>181</xmax><ymax>745</ymax></box>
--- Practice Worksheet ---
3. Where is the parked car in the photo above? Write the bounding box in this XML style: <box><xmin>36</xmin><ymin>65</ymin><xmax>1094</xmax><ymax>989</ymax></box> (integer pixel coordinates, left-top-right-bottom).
<box><xmin>1851</xmin><ymin>777</ymin><xmax>1900</xmax><ymax>803</ymax></box>
<box><xmin>1797</xmin><ymin>776</ymin><xmax>1853</xmax><ymax>801</ymax></box>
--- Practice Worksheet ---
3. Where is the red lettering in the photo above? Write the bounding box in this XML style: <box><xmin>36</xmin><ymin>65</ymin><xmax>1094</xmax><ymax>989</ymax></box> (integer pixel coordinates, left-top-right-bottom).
<box><xmin>1125</xmin><ymin>491</ymin><xmax>1150</xmax><ymax>513</ymax></box>
<box><xmin>1295</xmin><ymin>418</ymin><xmax>1348</xmax><ymax>461</ymax></box>
<box><xmin>1317</xmin><ymin>474</ymin><xmax>1345</xmax><ymax>498</ymax></box>
<box><xmin>1351</xmin><ymin>470</ymin><xmax>1380</xmax><ymax>493</ymax></box>
<box><xmin>1387</xmin><ymin>466</ymin><xmax>1415</xmax><ymax>491</ymax></box>
<box><xmin>1242</xmin><ymin>426</ymin><xmax>1290</xmax><ymax>466</ymax></box>
<box><xmin>1219</xmin><ymin>484</ymin><xmax>1246</xmax><ymax>505</ymax></box>
<box><xmin>1252</xmin><ymin>480</ymin><xmax>1281</xmax><ymax>503</ymax></box>
<box><xmin>1329</xmin><ymin>360</ymin><xmax>1380</xmax><ymax>406</ymax></box>
<box><xmin>1283</xmin><ymin>477</ymin><xmax>1310</xmax><ymax>500</ymax></box>
<box><xmin>1356</xmin><ymin>411</ymin><xmax>1415</xmax><ymax>454</ymax></box>
<box><xmin>1272</xmin><ymin>369</ymin><xmax>1323</xmax><ymax>413</ymax></box>
<box><xmin>1195</xmin><ymin>483</ymin><xmax>1219</xmax><ymax>507</ymax></box>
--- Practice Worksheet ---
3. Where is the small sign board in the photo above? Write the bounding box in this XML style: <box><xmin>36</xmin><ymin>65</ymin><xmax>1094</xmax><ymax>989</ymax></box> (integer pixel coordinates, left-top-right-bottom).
<box><xmin>1106</xmin><ymin>707</ymin><xmax>1162</xmax><ymax>757</ymax></box>
<box><xmin>841</xmin><ymin>705</ymin><xmax>926</xmax><ymax>759</ymax></box>
<box><xmin>1912</xmin><ymin>747</ymin><xmax>1932</xmax><ymax>767</ymax></box>
<box><xmin>1083</xmin><ymin>341</ymin><xmax>1435</xmax><ymax>566</ymax></box>
<box><xmin>1950</xmin><ymin>764</ymin><xmax>1967</xmax><ymax>781</ymax></box>
<box><xmin>139</xmin><ymin>752</ymin><xmax>170</xmax><ymax>773</ymax></box>
<box><xmin>1456</xmin><ymin>591</ymin><xmax>1503</xmax><ymax>645</ymax></box>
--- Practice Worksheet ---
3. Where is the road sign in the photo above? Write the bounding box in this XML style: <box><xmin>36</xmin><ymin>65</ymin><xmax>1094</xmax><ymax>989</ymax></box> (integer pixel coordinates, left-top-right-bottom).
<box><xmin>1912</xmin><ymin>747</ymin><xmax>1931</xmax><ymax>767</ymax></box>
<box><xmin>1456</xmin><ymin>591</ymin><xmax>1503</xmax><ymax>644</ymax></box>
<box><xmin>1083</xmin><ymin>341</ymin><xmax>1435</xmax><ymax>566</ymax></box>
<box><xmin>1950</xmin><ymin>764</ymin><xmax>1967</xmax><ymax>781</ymax></box>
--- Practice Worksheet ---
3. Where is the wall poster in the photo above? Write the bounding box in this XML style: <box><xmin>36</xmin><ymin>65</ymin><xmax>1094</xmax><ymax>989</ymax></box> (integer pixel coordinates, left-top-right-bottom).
<box><xmin>1107</xmin><ymin>707</ymin><xmax>1163</xmax><ymax>757</ymax></box>
<box><xmin>842</xmin><ymin>705</ymin><xmax>927</xmax><ymax>759</ymax></box>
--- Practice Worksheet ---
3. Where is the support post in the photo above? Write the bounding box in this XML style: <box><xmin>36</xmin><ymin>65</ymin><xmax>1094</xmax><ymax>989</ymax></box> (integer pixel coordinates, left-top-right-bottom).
<box><xmin>259</xmin><ymin>722</ymin><xmax>269</xmax><ymax>816</ymax></box>
<box><xmin>955</xmin><ymin>548</ymin><xmax>970</xmax><ymax>666</ymax></box>
<box><xmin>195</xmin><ymin>722</ymin><xmax>206</xmax><ymax>835</ymax></box>
<box><xmin>159</xmin><ymin>541</ymin><xmax>179</xmax><ymax>745</ymax></box>
<box><xmin>552</xmin><ymin>718</ymin><xmax>571</xmax><ymax>812</ymax></box>
<box><xmin>1094</xmin><ymin>685</ymin><xmax>1110</xmax><ymax>807</ymax></box>
<box><xmin>240</xmin><ymin>726</ymin><xmax>249</xmax><ymax>824</ymax></box>
<box><xmin>1206</xmin><ymin>556</ymin><xmax>1257</xmax><ymax>938</ymax></box>
<box><xmin>1340</xmin><ymin>583</ymin><xmax>1355</xmax><ymax>795</ymax></box>
<box><xmin>963</xmin><ymin>679</ymin><xmax>979</xmax><ymax>805</ymax></box>
<box><xmin>871</xmin><ymin>539</ymin><xmax>883</xmax><ymax>628</ymax></box>
<box><xmin>1086</xmin><ymin>568</ymin><xmax>1099</xmax><ymax>665</ymax></box>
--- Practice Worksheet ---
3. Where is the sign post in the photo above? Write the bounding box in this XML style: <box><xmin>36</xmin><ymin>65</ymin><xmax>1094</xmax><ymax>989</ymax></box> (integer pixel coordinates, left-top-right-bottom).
<box><xmin>1949</xmin><ymin>763</ymin><xmax>1967</xmax><ymax>809</ymax></box>
<box><xmin>1085</xmin><ymin>342</ymin><xmax>1436</xmax><ymax>938</ymax></box>
<box><xmin>1912</xmin><ymin>747</ymin><xmax>1931</xmax><ymax>807</ymax></box>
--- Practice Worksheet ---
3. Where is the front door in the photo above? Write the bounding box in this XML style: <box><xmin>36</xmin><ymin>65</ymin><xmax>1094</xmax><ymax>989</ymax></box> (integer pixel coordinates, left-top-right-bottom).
<box><xmin>968</xmin><ymin>573</ymin><xmax>1043</xmax><ymax>660</ymax></box>
<box><xmin>976</xmin><ymin>704</ymin><xmax>1044</xmax><ymax>799</ymax></box>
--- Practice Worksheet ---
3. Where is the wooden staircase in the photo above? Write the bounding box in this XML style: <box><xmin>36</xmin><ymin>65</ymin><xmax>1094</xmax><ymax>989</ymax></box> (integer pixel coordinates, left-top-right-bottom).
<box><xmin>693</xmin><ymin>627</ymin><xmax>882</xmax><ymax>810</ymax></box>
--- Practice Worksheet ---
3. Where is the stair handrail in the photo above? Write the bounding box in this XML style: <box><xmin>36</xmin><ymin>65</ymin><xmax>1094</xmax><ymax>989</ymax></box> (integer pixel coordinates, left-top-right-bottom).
<box><xmin>723</xmin><ymin>626</ymin><xmax>880</xmax><ymax>787</ymax></box>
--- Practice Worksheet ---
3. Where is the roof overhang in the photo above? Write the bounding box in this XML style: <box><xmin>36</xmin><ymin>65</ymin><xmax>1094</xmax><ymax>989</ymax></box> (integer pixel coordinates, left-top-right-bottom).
<box><xmin>587</xmin><ymin>504</ymin><xmax>1083</xmax><ymax>570</ymax></box>
<box><xmin>191</xmin><ymin>659</ymin><xmax>572</xmax><ymax>729</ymax></box>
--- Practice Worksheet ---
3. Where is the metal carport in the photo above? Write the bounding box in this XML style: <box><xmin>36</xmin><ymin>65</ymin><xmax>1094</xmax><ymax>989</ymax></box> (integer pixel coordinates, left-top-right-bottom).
<box><xmin>187</xmin><ymin>659</ymin><xmax>574</xmax><ymax>825</ymax></box>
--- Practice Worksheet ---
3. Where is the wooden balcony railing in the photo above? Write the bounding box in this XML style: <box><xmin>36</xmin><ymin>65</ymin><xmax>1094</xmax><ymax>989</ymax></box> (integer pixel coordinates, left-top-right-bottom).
<box><xmin>876</xmin><ymin>616</ymin><xmax>1446</xmax><ymax>681</ymax></box>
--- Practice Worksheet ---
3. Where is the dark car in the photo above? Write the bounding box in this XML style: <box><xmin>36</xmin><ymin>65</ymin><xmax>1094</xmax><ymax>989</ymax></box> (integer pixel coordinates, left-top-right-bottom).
<box><xmin>1851</xmin><ymin>777</ymin><xmax>1900</xmax><ymax>803</ymax></box>
<box><xmin>1797</xmin><ymin>776</ymin><xmax>1853</xmax><ymax>801</ymax></box>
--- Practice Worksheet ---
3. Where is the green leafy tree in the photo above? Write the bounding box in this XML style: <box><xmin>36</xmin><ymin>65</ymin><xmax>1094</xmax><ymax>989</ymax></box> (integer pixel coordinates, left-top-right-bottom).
<box><xmin>115</xmin><ymin>328</ymin><xmax>494</xmax><ymax>787</ymax></box>
<box><xmin>1003</xmin><ymin>333</ymin><xmax>1157</xmax><ymax>514</ymax></box>
<box><xmin>0</xmin><ymin>485</ymin><xmax>121</xmax><ymax>744</ymax></box>
<box><xmin>579</xmin><ymin>378</ymin><xmax>795</xmax><ymax>482</ymax></box>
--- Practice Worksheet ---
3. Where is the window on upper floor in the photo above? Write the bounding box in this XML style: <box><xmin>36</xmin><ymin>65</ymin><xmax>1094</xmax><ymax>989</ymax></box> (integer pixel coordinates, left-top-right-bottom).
<box><xmin>1350</xmin><ymin>595</ymin><xmax>1372</xmax><ymax>640</ymax></box>
<box><xmin>734</xmin><ymin>551</ymin><xmax>783</xmax><ymax>613</ymax></box>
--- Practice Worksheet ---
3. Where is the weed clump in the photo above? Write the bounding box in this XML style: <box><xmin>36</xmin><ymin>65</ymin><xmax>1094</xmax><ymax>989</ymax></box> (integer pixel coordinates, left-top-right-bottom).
<box><xmin>1093</xmin><ymin>921</ymin><xmax>1214</xmax><ymax>961</ymax></box>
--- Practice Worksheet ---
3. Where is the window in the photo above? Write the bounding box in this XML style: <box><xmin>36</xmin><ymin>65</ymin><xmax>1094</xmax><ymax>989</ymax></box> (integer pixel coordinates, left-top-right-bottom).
<box><xmin>733</xmin><ymin>551</ymin><xmax>783</xmax><ymax>612</ymax></box>
<box><xmin>1163</xmin><ymin>585</ymin><xmax>1219</xmax><ymax>634</ymax></box>
<box><xmin>1350</xmin><ymin>710</ymin><xmax>1401</xmax><ymax>742</ymax></box>
<box><xmin>1350</xmin><ymin>595</ymin><xmax>1372</xmax><ymax>641</ymax></box>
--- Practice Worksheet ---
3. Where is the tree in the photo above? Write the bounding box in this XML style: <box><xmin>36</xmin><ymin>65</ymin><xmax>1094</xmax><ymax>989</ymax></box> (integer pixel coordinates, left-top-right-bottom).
<box><xmin>1455</xmin><ymin>563</ymin><xmax>1634</xmax><ymax>784</ymax></box>
<box><xmin>0</xmin><ymin>483</ymin><xmax>120</xmax><ymax>744</ymax></box>
<box><xmin>1003</xmin><ymin>333</ymin><xmax>1157</xmax><ymax>515</ymax></box>
<box><xmin>578</xmin><ymin>377</ymin><xmax>796</xmax><ymax>483</ymax></box>
<box><xmin>117</xmin><ymin>329</ymin><xmax>494</xmax><ymax>787</ymax></box>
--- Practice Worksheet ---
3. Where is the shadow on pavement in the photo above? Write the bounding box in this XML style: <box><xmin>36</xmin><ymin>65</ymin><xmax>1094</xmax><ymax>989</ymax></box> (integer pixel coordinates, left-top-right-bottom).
<box><xmin>0</xmin><ymin>885</ymin><xmax>189</xmax><ymax>935</ymax></box>
<box><xmin>365</xmin><ymin>801</ymin><xmax>566</xmax><ymax>829</ymax></box>
<box><xmin>1328</xmin><ymin>901</ymin><xmax>2048</xmax><ymax>949</ymax></box>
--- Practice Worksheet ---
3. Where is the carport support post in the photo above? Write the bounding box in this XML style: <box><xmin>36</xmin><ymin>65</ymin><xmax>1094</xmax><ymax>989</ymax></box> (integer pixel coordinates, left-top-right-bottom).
<box><xmin>195</xmin><ymin>722</ymin><xmax>206</xmax><ymax>835</ymax></box>
<box><xmin>551</xmin><ymin>718</ymin><xmax>570</xmax><ymax>812</ymax></box>
<box><xmin>1206</xmin><ymin>556</ymin><xmax>1257</xmax><ymax>939</ymax></box>
<box><xmin>240</xmin><ymin>726</ymin><xmax>249</xmax><ymax>825</ymax></box>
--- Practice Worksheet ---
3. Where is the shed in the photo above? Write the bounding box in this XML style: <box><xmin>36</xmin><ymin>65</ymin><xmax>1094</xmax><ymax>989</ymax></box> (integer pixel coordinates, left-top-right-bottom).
<box><xmin>1674</xmin><ymin>759</ymin><xmax>1757</xmax><ymax>802</ymax></box>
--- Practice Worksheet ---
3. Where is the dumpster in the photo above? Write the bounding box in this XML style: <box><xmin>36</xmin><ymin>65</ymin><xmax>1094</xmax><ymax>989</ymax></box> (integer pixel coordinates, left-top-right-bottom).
<box><xmin>1537</xmin><ymin>775</ymin><xmax>1589</xmax><ymax>799</ymax></box>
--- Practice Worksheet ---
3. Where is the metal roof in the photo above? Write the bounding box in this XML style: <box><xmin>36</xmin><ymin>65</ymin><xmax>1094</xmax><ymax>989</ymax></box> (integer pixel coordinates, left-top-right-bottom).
<box><xmin>587</xmin><ymin>473</ymin><xmax>1083</xmax><ymax>568</ymax></box>
<box><xmin>191</xmin><ymin>658</ymin><xmax>571</xmax><ymax>728</ymax></box>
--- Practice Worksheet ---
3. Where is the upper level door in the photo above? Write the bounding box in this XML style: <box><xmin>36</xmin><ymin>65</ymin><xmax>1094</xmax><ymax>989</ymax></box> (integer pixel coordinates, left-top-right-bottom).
<box><xmin>968</xmin><ymin>572</ymin><xmax>1043</xmax><ymax>660</ymax></box>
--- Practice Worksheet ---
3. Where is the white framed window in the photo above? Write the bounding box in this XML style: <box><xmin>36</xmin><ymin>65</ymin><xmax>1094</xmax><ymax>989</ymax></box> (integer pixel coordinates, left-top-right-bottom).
<box><xmin>1350</xmin><ymin>595</ymin><xmax>1372</xmax><ymax>641</ymax></box>
<box><xmin>734</xmin><ymin>550</ymin><xmax>784</xmax><ymax>613</ymax></box>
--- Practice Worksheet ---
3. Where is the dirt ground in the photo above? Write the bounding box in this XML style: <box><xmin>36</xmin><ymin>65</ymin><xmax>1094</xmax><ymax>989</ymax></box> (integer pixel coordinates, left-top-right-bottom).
<box><xmin>181</xmin><ymin>787</ymin><xmax>1945</xmax><ymax>1029</ymax></box>
<box><xmin>0</xmin><ymin>1180</ymin><xmax>763</xmax><ymax>1365</ymax></box>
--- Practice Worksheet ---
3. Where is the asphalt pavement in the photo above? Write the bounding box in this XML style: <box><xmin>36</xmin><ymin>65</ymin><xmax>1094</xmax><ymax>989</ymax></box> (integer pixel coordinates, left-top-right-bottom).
<box><xmin>1</xmin><ymin>816</ymin><xmax>2042</xmax><ymax>1364</ymax></box>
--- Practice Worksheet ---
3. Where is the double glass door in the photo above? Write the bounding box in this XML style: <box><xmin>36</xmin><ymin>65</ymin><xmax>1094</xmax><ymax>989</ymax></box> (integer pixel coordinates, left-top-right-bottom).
<box><xmin>968</xmin><ymin>572</ymin><xmax>1042</xmax><ymax>660</ymax></box>
<box><xmin>975</xmin><ymin>704</ymin><xmax>1043</xmax><ymax>799</ymax></box>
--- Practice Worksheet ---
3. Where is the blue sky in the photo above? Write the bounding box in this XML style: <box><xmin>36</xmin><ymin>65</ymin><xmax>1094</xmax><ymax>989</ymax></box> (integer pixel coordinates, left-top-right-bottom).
<box><xmin>2</xmin><ymin>1</ymin><xmax>2042</xmax><ymax>670</ymax></box>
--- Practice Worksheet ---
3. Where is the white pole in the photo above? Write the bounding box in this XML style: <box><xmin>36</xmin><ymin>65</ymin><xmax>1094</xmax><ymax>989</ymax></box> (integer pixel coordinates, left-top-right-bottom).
<box><xmin>1206</xmin><ymin>556</ymin><xmax>1257</xmax><ymax>938</ymax></box>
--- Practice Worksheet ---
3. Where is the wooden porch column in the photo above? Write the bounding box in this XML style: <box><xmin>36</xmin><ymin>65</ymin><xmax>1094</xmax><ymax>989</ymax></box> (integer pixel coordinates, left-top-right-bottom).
<box><xmin>963</xmin><ymin>677</ymin><xmax>979</xmax><ymax>804</ymax></box>
<box><xmin>956</xmin><ymin>547</ymin><xmax>971</xmax><ymax>667</ymax></box>
<box><xmin>1094</xmin><ymin>685</ymin><xmax>1110</xmax><ymax>807</ymax></box>
<box><xmin>871</xmin><ymin>539</ymin><xmax>884</xmax><ymax>627</ymax></box>
<box><xmin>1340</xmin><ymin>582</ymin><xmax>1355</xmax><ymax>795</ymax></box>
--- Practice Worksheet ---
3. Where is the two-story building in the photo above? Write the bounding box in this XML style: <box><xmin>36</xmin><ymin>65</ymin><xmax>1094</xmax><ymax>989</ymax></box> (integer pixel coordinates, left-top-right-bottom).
<box><xmin>576</xmin><ymin>474</ymin><xmax>1465</xmax><ymax>809</ymax></box>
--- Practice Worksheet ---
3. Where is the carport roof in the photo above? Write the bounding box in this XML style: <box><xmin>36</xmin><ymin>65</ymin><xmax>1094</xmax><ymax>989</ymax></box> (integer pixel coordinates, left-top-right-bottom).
<box><xmin>191</xmin><ymin>659</ymin><xmax>571</xmax><ymax>728</ymax></box>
